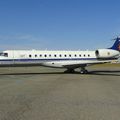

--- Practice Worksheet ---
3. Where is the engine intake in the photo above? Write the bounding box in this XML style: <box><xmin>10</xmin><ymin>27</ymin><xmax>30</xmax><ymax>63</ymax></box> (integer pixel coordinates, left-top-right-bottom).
<box><xmin>95</xmin><ymin>49</ymin><xmax>119</xmax><ymax>59</ymax></box>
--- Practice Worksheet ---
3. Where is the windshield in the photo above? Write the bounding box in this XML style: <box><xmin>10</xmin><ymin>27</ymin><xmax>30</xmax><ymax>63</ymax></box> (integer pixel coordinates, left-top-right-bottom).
<box><xmin>0</xmin><ymin>52</ymin><xmax>8</xmax><ymax>57</ymax></box>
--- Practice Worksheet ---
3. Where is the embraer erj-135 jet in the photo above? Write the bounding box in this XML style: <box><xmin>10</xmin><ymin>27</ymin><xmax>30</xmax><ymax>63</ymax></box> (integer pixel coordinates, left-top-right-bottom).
<box><xmin>0</xmin><ymin>37</ymin><xmax>120</xmax><ymax>74</ymax></box>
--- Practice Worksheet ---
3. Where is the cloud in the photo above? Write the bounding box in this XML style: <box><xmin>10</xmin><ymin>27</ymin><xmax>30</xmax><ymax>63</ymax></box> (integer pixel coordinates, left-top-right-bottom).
<box><xmin>0</xmin><ymin>34</ymin><xmax>47</xmax><ymax>50</ymax></box>
<box><xmin>0</xmin><ymin>34</ymin><xmax>40</xmax><ymax>43</ymax></box>
<box><xmin>0</xmin><ymin>43</ymin><xmax>48</xmax><ymax>51</ymax></box>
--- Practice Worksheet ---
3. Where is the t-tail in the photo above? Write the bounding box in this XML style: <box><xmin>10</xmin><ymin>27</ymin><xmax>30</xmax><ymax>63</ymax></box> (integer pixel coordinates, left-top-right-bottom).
<box><xmin>110</xmin><ymin>37</ymin><xmax>120</xmax><ymax>51</ymax></box>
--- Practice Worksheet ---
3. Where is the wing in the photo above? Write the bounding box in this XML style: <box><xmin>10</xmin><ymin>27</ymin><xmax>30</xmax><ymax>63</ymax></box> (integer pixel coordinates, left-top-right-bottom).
<box><xmin>62</xmin><ymin>60</ymin><xmax>117</xmax><ymax>69</ymax></box>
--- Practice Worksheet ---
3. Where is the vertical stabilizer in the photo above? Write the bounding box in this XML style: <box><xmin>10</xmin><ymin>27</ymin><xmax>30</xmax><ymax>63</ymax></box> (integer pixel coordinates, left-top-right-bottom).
<box><xmin>110</xmin><ymin>37</ymin><xmax>120</xmax><ymax>51</ymax></box>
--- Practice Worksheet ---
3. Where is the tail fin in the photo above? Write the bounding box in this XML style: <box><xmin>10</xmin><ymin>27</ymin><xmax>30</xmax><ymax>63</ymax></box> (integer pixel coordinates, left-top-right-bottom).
<box><xmin>110</xmin><ymin>37</ymin><xmax>120</xmax><ymax>51</ymax></box>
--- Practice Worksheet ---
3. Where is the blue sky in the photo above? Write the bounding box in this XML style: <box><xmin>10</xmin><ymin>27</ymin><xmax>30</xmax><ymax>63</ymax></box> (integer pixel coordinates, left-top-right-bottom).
<box><xmin>0</xmin><ymin>0</ymin><xmax>120</xmax><ymax>50</ymax></box>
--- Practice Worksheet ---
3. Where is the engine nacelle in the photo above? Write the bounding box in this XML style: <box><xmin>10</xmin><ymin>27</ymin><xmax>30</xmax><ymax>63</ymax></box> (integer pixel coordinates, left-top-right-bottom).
<box><xmin>95</xmin><ymin>49</ymin><xmax>119</xmax><ymax>59</ymax></box>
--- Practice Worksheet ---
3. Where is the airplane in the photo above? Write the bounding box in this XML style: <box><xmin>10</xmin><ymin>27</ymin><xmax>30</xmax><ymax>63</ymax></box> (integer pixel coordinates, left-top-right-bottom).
<box><xmin>0</xmin><ymin>37</ymin><xmax>120</xmax><ymax>74</ymax></box>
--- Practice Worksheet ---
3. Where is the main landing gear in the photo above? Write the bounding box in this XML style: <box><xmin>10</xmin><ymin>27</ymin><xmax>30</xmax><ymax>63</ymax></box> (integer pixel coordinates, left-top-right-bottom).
<box><xmin>80</xmin><ymin>67</ymin><xmax>88</xmax><ymax>74</ymax></box>
<box><xmin>64</xmin><ymin>67</ymin><xmax>88</xmax><ymax>74</ymax></box>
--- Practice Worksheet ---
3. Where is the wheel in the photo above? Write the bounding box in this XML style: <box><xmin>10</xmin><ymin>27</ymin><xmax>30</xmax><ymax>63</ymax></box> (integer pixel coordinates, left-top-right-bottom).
<box><xmin>80</xmin><ymin>71</ymin><xmax>84</xmax><ymax>74</ymax></box>
<box><xmin>80</xmin><ymin>70</ymin><xmax>88</xmax><ymax>74</ymax></box>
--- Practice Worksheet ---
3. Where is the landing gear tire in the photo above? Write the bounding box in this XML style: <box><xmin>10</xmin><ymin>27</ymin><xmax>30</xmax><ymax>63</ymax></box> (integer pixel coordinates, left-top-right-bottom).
<box><xmin>80</xmin><ymin>70</ymin><xmax>88</xmax><ymax>74</ymax></box>
<box><xmin>80</xmin><ymin>68</ymin><xmax>88</xmax><ymax>74</ymax></box>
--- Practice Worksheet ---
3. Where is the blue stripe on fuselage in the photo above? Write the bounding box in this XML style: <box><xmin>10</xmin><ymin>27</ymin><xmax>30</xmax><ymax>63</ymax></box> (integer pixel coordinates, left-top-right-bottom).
<box><xmin>0</xmin><ymin>58</ymin><xmax>97</xmax><ymax>62</ymax></box>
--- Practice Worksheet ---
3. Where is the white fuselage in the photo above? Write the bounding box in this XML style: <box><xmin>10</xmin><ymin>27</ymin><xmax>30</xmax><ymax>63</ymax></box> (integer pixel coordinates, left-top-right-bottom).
<box><xmin>0</xmin><ymin>49</ymin><xmax>119</xmax><ymax>68</ymax></box>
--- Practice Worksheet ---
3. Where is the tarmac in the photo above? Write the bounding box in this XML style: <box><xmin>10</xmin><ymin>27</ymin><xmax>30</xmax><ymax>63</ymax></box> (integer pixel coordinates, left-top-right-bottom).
<box><xmin>0</xmin><ymin>64</ymin><xmax>120</xmax><ymax>120</ymax></box>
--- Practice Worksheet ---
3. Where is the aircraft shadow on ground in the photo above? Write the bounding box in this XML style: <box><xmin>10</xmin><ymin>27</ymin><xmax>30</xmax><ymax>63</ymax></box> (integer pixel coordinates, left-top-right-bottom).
<box><xmin>0</xmin><ymin>70</ymin><xmax>120</xmax><ymax>76</ymax></box>
<box><xmin>87</xmin><ymin>70</ymin><xmax>120</xmax><ymax>76</ymax></box>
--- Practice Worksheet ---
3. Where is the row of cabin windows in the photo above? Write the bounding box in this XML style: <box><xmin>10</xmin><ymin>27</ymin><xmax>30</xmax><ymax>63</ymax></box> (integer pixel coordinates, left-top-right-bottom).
<box><xmin>0</xmin><ymin>52</ymin><xmax>91</xmax><ymax>58</ymax></box>
<box><xmin>29</xmin><ymin>54</ymin><xmax>91</xmax><ymax>58</ymax></box>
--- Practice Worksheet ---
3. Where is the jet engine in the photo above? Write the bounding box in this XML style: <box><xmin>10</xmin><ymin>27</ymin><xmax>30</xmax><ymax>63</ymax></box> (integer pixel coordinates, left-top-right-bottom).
<box><xmin>95</xmin><ymin>49</ymin><xmax>119</xmax><ymax>59</ymax></box>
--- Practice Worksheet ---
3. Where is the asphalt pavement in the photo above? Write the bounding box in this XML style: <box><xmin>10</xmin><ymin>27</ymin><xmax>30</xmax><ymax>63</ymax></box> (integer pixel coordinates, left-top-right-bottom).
<box><xmin>0</xmin><ymin>65</ymin><xmax>120</xmax><ymax>120</ymax></box>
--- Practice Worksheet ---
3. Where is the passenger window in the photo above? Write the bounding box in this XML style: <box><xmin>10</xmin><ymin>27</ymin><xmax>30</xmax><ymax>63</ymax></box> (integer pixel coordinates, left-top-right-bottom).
<box><xmin>54</xmin><ymin>55</ymin><xmax>57</xmax><ymax>57</ymax></box>
<box><xmin>59</xmin><ymin>54</ymin><xmax>62</xmax><ymax>57</ymax></box>
<box><xmin>69</xmin><ymin>54</ymin><xmax>71</xmax><ymax>57</ymax></box>
<box><xmin>29</xmin><ymin>55</ymin><xmax>32</xmax><ymax>57</ymax></box>
<box><xmin>75</xmin><ymin>54</ymin><xmax>77</xmax><ymax>57</ymax></box>
<box><xmin>35</xmin><ymin>55</ymin><xmax>37</xmax><ymax>57</ymax></box>
<box><xmin>64</xmin><ymin>55</ymin><xmax>67</xmax><ymax>57</ymax></box>
<box><xmin>44</xmin><ymin>55</ymin><xmax>47</xmax><ymax>57</ymax></box>
<box><xmin>40</xmin><ymin>54</ymin><xmax>42</xmax><ymax>57</ymax></box>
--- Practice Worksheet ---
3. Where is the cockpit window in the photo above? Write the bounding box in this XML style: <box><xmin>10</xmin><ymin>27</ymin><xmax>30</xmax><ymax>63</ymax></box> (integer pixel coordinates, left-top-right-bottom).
<box><xmin>0</xmin><ymin>52</ymin><xmax>8</xmax><ymax>57</ymax></box>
